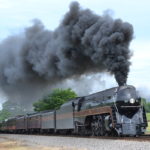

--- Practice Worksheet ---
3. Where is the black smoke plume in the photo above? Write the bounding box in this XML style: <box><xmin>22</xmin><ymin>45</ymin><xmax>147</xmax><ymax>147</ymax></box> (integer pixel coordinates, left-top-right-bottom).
<box><xmin>0</xmin><ymin>2</ymin><xmax>133</xmax><ymax>105</ymax></box>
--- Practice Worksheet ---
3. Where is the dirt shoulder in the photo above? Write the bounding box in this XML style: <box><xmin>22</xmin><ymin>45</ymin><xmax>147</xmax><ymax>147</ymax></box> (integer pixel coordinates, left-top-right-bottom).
<box><xmin>0</xmin><ymin>136</ymin><xmax>84</xmax><ymax>150</ymax></box>
<box><xmin>1</xmin><ymin>134</ymin><xmax>150</xmax><ymax>150</ymax></box>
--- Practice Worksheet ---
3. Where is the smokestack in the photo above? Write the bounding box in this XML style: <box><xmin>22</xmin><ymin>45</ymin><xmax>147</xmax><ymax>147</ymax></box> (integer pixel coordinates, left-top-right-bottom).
<box><xmin>0</xmin><ymin>1</ymin><xmax>133</xmax><ymax>105</ymax></box>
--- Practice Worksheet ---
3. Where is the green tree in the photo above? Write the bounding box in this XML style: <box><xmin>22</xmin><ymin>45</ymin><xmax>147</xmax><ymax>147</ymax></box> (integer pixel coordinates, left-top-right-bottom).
<box><xmin>33</xmin><ymin>88</ymin><xmax>77</xmax><ymax>112</ymax></box>
<box><xmin>0</xmin><ymin>109</ymin><xmax>11</xmax><ymax>121</ymax></box>
<box><xmin>0</xmin><ymin>100</ymin><xmax>29</xmax><ymax>121</ymax></box>
<box><xmin>141</xmin><ymin>98</ymin><xmax>146</xmax><ymax>105</ymax></box>
<box><xmin>144</xmin><ymin>103</ymin><xmax>150</xmax><ymax>113</ymax></box>
<box><xmin>141</xmin><ymin>98</ymin><xmax>150</xmax><ymax>112</ymax></box>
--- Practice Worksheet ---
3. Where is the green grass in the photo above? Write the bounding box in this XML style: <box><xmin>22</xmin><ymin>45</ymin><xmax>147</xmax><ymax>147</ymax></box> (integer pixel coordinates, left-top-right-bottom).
<box><xmin>146</xmin><ymin>113</ymin><xmax>150</xmax><ymax>134</ymax></box>
<box><xmin>146</xmin><ymin>122</ymin><xmax>150</xmax><ymax>133</ymax></box>
<box><xmin>146</xmin><ymin>113</ymin><xmax>150</xmax><ymax>121</ymax></box>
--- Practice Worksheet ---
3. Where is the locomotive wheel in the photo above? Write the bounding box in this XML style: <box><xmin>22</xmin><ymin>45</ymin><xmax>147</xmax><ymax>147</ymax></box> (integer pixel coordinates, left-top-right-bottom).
<box><xmin>91</xmin><ymin>116</ymin><xmax>105</xmax><ymax>136</ymax></box>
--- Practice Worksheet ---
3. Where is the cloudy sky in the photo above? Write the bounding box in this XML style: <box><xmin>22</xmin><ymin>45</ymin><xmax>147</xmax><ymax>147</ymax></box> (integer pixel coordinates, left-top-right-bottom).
<box><xmin>0</xmin><ymin>0</ymin><xmax>150</xmax><ymax>106</ymax></box>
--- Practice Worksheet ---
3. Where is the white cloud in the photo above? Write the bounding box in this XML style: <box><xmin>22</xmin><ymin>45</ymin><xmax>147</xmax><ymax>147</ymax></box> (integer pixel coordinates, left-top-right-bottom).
<box><xmin>128</xmin><ymin>40</ymin><xmax>150</xmax><ymax>90</ymax></box>
<box><xmin>0</xmin><ymin>0</ymin><xmax>12</xmax><ymax>9</ymax></box>
<box><xmin>0</xmin><ymin>91</ymin><xmax>8</xmax><ymax>110</ymax></box>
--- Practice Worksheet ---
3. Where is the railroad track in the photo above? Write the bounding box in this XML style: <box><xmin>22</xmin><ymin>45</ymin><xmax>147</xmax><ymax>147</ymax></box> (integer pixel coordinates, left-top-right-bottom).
<box><xmin>23</xmin><ymin>133</ymin><xmax>150</xmax><ymax>141</ymax></box>
<box><xmin>62</xmin><ymin>134</ymin><xmax>150</xmax><ymax>141</ymax></box>
<box><xmin>53</xmin><ymin>134</ymin><xmax>150</xmax><ymax>142</ymax></box>
<box><xmin>93</xmin><ymin>135</ymin><xmax>150</xmax><ymax>141</ymax></box>
<box><xmin>1</xmin><ymin>133</ymin><xmax>150</xmax><ymax>141</ymax></box>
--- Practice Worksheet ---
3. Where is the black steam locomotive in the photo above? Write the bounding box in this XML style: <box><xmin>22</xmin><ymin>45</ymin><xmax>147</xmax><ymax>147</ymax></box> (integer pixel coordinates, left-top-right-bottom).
<box><xmin>0</xmin><ymin>85</ymin><xmax>148</xmax><ymax>136</ymax></box>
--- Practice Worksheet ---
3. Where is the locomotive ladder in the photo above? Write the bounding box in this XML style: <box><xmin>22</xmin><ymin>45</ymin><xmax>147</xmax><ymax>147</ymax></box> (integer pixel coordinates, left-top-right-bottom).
<box><xmin>111</xmin><ymin>106</ymin><xmax>117</xmax><ymax>126</ymax></box>
<box><xmin>142</xmin><ymin>107</ymin><xmax>148</xmax><ymax>127</ymax></box>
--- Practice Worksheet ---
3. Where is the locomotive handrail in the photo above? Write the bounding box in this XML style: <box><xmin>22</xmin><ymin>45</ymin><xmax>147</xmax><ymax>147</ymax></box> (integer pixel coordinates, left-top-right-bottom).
<box><xmin>120</xmin><ymin>106</ymin><xmax>141</xmax><ymax>108</ymax></box>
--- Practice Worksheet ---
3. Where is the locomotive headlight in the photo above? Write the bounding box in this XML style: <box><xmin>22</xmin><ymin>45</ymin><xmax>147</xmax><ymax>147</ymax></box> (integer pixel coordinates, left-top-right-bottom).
<box><xmin>130</xmin><ymin>98</ymin><xmax>135</xmax><ymax>104</ymax></box>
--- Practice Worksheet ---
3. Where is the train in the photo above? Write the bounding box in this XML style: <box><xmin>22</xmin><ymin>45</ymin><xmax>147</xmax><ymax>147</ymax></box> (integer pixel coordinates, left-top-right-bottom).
<box><xmin>0</xmin><ymin>85</ymin><xmax>148</xmax><ymax>136</ymax></box>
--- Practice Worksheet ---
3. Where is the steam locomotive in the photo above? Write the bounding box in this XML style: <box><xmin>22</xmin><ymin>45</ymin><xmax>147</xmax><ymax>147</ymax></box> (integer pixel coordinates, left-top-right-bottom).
<box><xmin>0</xmin><ymin>85</ymin><xmax>148</xmax><ymax>136</ymax></box>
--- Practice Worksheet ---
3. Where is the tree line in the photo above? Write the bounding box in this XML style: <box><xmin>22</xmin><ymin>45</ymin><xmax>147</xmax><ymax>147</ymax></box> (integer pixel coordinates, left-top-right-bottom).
<box><xmin>141</xmin><ymin>98</ymin><xmax>150</xmax><ymax>113</ymax></box>
<box><xmin>0</xmin><ymin>88</ymin><xmax>77</xmax><ymax>121</ymax></box>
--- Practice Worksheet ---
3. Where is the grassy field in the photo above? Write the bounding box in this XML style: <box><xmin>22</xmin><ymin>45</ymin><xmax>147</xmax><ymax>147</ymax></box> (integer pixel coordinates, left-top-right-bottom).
<box><xmin>146</xmin><ymin>122</ymin><xmax>150</xmax><ymax>133</ymax></box>
<box><xmin>146</xmin><ymin>113</ymin><xmax>150</xmax><ymax>133</ymax></box>
<box><xmin>146</xmin><ymin>113</ymin><xmax>150</xmax><ymax>121</ymax></box>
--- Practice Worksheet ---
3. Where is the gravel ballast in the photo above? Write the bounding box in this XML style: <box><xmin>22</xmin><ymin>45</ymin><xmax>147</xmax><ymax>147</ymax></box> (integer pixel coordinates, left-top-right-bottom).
<box><xmin>0</xmin><ymin>134</ymin><xmax>150</xmax><ymax>150</ymax></box>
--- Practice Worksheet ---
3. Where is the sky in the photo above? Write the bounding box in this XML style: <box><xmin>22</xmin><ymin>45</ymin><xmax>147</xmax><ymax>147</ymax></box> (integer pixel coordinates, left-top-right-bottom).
<box><xmin>0</xmin><ymin>0</ymin><xmax>150</xmax><ymax>107</ymax></box>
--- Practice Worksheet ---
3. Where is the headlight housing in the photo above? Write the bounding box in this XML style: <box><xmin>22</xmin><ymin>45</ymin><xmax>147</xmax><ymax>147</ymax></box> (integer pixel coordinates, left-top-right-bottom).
<box><xmin>130</xmin><ymin>98</ymin><xmax>135</xmax><ymax>104</ymax></box>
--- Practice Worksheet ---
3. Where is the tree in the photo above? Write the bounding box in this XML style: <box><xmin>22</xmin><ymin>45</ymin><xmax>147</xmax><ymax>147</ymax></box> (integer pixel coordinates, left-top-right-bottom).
<box><xmin>141</xmin><ymin>98</ymin><xmax>150</xmax><ymax>112</ymax></box>
<box><xmin>33</xmin><ymin>88</ymin><xmax>77</xmax><ymax>112</ymax></box>
<box><xmin>0</xmin><ymin>109</ymin><xmax>11</xmax><ymax>121</ymax></box>
<box><xmin>0</xmin><ymin>100</ymin><xmax>29</xmax><ymax>121</ymax></box>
